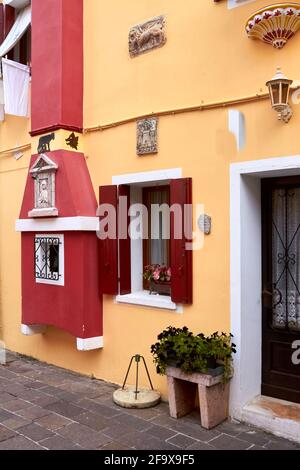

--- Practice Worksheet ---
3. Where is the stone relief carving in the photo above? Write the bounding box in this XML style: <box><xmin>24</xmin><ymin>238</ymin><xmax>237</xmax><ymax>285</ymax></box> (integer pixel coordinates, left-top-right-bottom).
<box><xmin>137</xmin><ymin>117</ymin><xmax>158</xmax><ymax>155</ymax></box>
<box><xmin>129</xmin><ymin>15</ymin><xmax>166</xmax><ymax>57</ymax></box>
<box><xmin>38</xmin><ymin>178</ymin><xmax>50</xmax><ymax>208</ymax></box>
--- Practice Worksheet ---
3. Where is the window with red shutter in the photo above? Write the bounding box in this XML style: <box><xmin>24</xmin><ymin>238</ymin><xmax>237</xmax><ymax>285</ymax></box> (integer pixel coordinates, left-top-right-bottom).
<box><xmin>99</xmin><ymin>176</ymin><xmax>193</xmax><ymax>306</ymax></box>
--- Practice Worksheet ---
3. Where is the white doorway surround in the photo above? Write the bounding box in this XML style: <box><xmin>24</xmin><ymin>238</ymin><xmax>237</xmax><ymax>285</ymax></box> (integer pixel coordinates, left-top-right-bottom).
<box><xmin>230</xmin><ymin>155</ymin><xmax>300</xmax><ymax>441</ymax></box>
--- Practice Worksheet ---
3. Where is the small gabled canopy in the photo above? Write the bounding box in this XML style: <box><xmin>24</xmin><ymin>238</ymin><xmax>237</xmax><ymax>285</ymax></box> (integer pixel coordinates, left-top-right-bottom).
<box><xmin>29</xmin><ymin>153</ymin><xmax>58</xmax><ymax>175</ymax></box>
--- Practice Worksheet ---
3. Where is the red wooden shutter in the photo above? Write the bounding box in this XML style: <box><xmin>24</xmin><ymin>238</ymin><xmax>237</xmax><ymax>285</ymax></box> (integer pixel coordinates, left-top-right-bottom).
<box><xmin>170</xmin><ymin>178</ymin><xmax>193</xmax><ymax>304</ymax></box>
<box><xmin>0</xmin><ymin>5</ymin><xmax>4</xmax><ymax>44</ymax></box>
<box><xmin>99</xmin><ymin>185</ymin><xmax>118</xmax><ymax>295</ymax></box>
<box><xmin>119</xmin><ymin>184</ymin><xmax>131</xmax><ymax>295</ymax></box>
<box><xmin>4</xmin><ymin>5</ymin><xmax>15</xmax><ymax>38</ymax></box>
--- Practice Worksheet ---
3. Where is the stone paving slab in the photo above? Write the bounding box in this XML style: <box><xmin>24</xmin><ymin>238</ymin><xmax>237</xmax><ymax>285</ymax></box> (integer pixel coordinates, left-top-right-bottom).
<box><xmin>0</xmin><ymin>351</ymin><xmax>299</xmax><ymax>450</ymax></box>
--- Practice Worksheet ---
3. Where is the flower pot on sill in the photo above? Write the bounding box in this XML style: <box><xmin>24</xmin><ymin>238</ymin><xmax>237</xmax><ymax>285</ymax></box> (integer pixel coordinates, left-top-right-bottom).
<box><xmin>149</xmin><ymin>280</ymin><xmax>171</xmax><ymax>296</ymax></box>
<box><xmin>166</xmin><ymin>366</ymin><xmax>231</xmax><ymax>430</ymax></box>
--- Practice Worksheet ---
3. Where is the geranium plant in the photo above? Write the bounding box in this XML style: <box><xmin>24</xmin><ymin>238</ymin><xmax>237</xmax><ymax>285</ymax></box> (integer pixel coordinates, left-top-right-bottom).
<box><xmin>143</xmin><ymin>264</ymin><xmax>171</xmax><ymax>283</ymax></box>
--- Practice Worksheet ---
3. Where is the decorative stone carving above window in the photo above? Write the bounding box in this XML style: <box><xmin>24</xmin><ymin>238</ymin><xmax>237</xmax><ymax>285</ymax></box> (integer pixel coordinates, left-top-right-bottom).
<box><xmin>246</xmin><ymin>4</ymin><xmax>300</xmax><ymax>49</ymax></box>
<box><xmin>28</xmin><ymin>154</ymin><xmax>58</xmax><ymax>218</ymax></box>
<box><xmin>129</xmin><ymin>15</ymin><xmax>166</xmax><ymax>57</ymax></box>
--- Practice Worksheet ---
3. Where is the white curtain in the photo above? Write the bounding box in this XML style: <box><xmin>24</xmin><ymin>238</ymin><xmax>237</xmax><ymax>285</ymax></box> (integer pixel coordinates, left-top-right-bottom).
<box><xmin>0</xmin><ymin>5</ymin><xmax>31</xmax><ymax>58</ymax></box>
<box><xmin>272</xmin><ymin>188</ymin><xmax>300</xmax><ymax>331</ymax></box>
<box><xmin>150</xmin><ymin>189</ymin><xmax>169</xmax><ymax>266</ymax></box>
<box><xmin>2</xmin><ymin>58</ymin><xmax>30</xmax><ymax>117</ymax></box>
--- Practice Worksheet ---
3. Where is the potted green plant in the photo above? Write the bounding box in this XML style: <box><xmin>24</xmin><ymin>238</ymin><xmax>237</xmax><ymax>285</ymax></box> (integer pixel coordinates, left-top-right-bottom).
<box><xmin>150</xmin><ymin>326</ymin><xmax>237</xmax><ymax>429</ymax></box>
<box><xmin>143</xmin><ymin>264</ymin><xmax>171</xmax><ymax>296</ymax></box>
<box><xmin>150</xmin><ymin>326</ymin><xmax>236</xmax><ymax>381</ymax></box>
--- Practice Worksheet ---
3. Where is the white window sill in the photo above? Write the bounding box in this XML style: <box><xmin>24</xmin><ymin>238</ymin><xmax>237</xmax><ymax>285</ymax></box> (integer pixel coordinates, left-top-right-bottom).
<box><xmin>116</xmin><ymin>291</ymin><xmax>183</xmax><ymax>313</ymax></box>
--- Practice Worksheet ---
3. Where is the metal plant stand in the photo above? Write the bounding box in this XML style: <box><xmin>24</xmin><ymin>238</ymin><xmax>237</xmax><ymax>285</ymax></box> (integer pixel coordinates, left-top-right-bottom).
<box><xmin>113</xmin><ymin>354</ymin><xmax>161</xmax><ymax>409</ymax></box>
<box><xmin>122</xmin><ymin>354</ymin><xmax>154</xmax><ymax>400</ymax></box>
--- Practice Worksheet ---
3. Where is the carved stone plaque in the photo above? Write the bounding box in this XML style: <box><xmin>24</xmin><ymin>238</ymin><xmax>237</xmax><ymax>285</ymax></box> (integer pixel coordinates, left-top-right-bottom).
<box><xmin>129</xmin><ymin>15</ymin><xmax>166</xmax><ymax>57</ymax></box>
<box><xmin>137</xmin><ymin>117</ymin><xmax>158</xmax><ymax>155</ymax></box>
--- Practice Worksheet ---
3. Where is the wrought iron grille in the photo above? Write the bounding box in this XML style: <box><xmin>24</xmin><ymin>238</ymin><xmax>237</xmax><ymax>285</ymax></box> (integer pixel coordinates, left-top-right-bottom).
<box><xmin>272</xmin><ymin>188</ymin><xmax>300</xmax><ymax>331</ymax></box>
<box><xmin>35</xmin><ymin>237</ymin><xmax>61</xmax><ymax>282</ymax></box>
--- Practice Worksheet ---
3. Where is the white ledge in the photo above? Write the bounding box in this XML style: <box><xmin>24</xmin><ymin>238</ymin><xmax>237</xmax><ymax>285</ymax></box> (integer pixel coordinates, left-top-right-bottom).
<box><xmin>116</xmin><ymin>291</ymin><xmax>183</xmax><ymax>312</ymax></box>
<box><xmin>112</xmin><ymin>168</ymin><xmax>182</xmax><ymax>185</ymax></box>
<box><xmin>77</xmin><ymin>336</ymin><xmax>104</xmax><ymax>351</ymax></box>
<box><xmin>28</xmin><ymin>208</ymin><xmax>59</xmax><ymax>218</ymax></box>
<box><xmin>16</xmin><ymin>216</ymin><xmax>99</xmax><ymax>232</ymax></box>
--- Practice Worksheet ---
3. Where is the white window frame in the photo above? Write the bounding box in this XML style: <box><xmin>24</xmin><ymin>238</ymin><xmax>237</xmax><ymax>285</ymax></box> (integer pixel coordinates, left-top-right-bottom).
<box><xmin>35</xmin><ymin>234</ymin><xmax>64</xmax><ymax>286</ymax></box>
<box><xmin>112</xmin><ymin>168</ymin><xmax>183</xmax><ymax>313</ymax></box>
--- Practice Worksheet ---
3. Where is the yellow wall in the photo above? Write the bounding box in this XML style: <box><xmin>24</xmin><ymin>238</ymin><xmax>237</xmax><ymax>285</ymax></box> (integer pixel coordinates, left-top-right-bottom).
<box><xmin>1</xmin><ymin>0</ymin><xmax>300</xmax><ymax>398</ymax></box>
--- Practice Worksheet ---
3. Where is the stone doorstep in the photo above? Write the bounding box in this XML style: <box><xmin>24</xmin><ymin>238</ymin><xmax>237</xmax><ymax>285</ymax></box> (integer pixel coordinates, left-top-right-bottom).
<box><xmin>241</xmin><ymin>395</ymin><xmax>300</xmax><ymax>444</ymax></box>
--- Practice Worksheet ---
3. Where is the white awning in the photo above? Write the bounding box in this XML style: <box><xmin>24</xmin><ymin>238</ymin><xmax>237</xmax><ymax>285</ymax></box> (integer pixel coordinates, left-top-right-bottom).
<box><xmin>0</xmin><ymin>5</ymin><xmax>31</xmax><ymax>59</ymax></box>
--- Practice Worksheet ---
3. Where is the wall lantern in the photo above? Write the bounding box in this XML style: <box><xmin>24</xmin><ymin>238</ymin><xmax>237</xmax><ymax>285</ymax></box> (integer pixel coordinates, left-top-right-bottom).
<box><xmin>266</xmin><ymin>67</ymin><xmax>293</xmax><ymax>123</ymax></box>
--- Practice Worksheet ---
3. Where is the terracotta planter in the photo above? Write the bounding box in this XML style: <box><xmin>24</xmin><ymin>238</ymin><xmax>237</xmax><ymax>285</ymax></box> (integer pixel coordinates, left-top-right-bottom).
<box><xmin>166</xmin><ymin>366</ymin><xmax>231</xmax><ymax>429</ymax></box>
<box><xmin>149</xmin><ymin>280</ymin><xmax>171</xmax><ymax>296</ymax></box>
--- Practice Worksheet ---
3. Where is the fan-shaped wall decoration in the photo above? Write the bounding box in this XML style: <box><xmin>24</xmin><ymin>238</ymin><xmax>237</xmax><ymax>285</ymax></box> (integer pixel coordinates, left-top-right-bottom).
<box><xmin>246</xmin><ymin>3</ymin><xmax>300</xmax><ymax>49</ymax></box>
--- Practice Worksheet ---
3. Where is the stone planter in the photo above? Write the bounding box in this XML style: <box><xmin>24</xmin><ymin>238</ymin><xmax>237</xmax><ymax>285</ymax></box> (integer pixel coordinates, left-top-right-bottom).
<box><xmin>166</xmin><ymin>366</ymin><xmax>230</xmax><ymax>430</ymax></box>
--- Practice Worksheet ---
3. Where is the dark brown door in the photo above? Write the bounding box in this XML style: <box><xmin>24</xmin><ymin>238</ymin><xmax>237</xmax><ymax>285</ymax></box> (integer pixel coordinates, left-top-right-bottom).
<box><xmin>262</xmin><ymin>177</ymin><xmax>300</xmax><ymax>403</ymax></box>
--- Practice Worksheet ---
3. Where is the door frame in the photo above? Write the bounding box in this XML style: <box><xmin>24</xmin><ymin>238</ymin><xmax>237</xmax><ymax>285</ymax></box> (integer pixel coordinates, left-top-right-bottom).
<box><xmin>230</xmin><ymin>155</ymin><xmax>300</xmax><ymax>420</ymax></box>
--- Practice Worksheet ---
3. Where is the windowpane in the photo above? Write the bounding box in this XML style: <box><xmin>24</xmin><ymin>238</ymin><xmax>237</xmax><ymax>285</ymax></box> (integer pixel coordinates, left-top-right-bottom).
<box><xmin>49</xmin><ymin>244</ymin><xmax>59</xmax><ymax>274</ymax></box>
<box><xmin>143</xmin><ymin>186</ymin><xmax>171</xmax><ymax>292</ymax></box>
<box><xmin>271</xmin><ymin>84</ymin><xmax>280</xmax><ymax>105</ymax></box>
<box><xmin>281</xmin><ymin>83</ymin><xmax>289</xmax><ymax>105</ymax></box>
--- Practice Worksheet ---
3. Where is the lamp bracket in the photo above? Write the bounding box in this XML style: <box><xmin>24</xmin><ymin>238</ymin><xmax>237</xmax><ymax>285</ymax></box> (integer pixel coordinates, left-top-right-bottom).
<box><xmin>277</xmin><ymin>105</ymin><xmax>293</xmax><ymax>124</ymax></box>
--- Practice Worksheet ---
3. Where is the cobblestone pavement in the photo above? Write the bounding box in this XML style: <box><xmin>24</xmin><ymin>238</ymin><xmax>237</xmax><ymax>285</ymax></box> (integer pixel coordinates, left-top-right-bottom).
<box><xmin>0</xmin><ymin>352</ymin><xmax>299</xmax><ymax>450</ymax></box>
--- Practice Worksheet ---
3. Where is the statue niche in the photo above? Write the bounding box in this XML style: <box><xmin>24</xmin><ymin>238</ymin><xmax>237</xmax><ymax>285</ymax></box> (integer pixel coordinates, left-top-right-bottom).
<box><xmin>28</xmin><ymin>154</ymin><xmax>58</xmax><ymax>218</ymax></box>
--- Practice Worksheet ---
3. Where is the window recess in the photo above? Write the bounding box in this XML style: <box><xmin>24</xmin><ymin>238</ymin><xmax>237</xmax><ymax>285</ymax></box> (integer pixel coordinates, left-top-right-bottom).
<box><xmin>35</xmin><ymin>234</ymin><xmax>64</xmax><ymax>286</ymax></box>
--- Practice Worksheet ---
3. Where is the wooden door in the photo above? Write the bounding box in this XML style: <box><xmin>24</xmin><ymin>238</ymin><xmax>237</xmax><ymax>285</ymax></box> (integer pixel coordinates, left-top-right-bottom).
<box><xmin>262</xmin><ymin>177</ymin><xmax>300</xmax><ymax>403</ymax></box>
